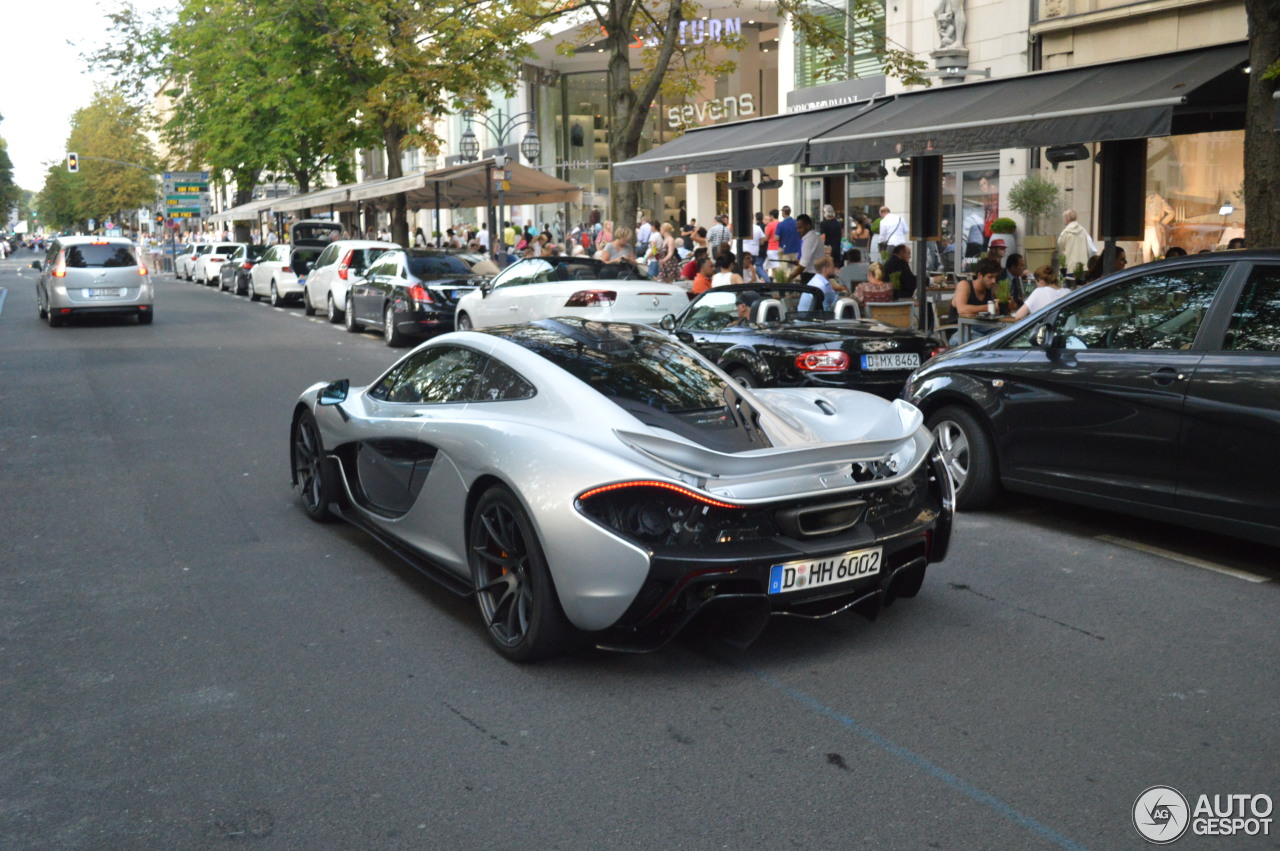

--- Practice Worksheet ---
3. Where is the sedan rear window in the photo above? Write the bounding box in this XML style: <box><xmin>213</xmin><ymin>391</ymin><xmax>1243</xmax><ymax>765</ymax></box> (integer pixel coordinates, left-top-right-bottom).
<box><xmin>64</xmin><ymin>244</ymin><xmax>136</xmax><ymax>268</ymax></box>
<box><xmin>407</xmin><ymin>254</ymin><xmax>471</xmax><ymax>278</ymax></box>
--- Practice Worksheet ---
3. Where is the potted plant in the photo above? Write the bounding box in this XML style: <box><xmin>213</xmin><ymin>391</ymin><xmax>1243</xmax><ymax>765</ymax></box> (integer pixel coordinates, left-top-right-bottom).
<box><xmin>988</xmin><ymin>217</ymin><xmax>1017</xmax><ymax>255</ymax></box>
<box><xmin>1006</xmin><ymin>175</ymin><xmax>1061</xmax><ymax>270</ymax></box>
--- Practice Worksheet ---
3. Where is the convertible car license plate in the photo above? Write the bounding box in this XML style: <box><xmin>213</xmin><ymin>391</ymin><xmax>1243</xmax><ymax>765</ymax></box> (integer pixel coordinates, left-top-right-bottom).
<box><xmin>768</xmin><ymin>548</ymin><xmax>882</xmax><ymax>594</ymax></box>
<box><xmin>86</xmin><ymin>288</ymin><xmax>122</xmax><ymax>297</ymax></box>
<box><xmin>862</xmin><ymin>353</ymin><xmax>920</xmax><ymax>371</ymax></box>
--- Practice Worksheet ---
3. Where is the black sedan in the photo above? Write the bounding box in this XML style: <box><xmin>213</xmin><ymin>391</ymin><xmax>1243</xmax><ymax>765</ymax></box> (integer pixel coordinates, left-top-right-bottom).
<box><xmin>218</xmin><ymin>243</ymin><xmax>266</xmax><ymax>295</ymax></box>
<box><xmin>904</xmin><ymin>250</ymin><xmax>1280</xmax><ymax>547</ymax></box>
<box><xmin>660</xmin><ymin>284</ymin><xmax>944</xmax><ymax>399</ymax></box>
<box><xmin>345</xmin><ymin>249</ymin><xmax>485</xmax><ymax>346</ymax></box>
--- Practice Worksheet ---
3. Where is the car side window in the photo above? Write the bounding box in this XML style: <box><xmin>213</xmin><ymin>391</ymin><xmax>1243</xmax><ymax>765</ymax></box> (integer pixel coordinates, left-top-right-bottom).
<box><xmin>1052</xmin><ymin>266</ymin><xmax>1227</xmax><ymax>351</ymax></box>
<box><xmin>381</xmin><ymin>346</ymin><xmax>486</xmax><ymax>405</ymax></box>
<box><xmin>315</xmin><ymin>245</ymin><xmax>337</xmax><ymax>268</ymax></box>
<box><xmin>471</xmin><ymin>358</ymin><xmax>535</xmax><ymax>402</ymax></box>
<box><xmin>493</xmin><ymin>260</ymin><xmax>550</xmax><ymax>289</ymax></box>
<box><xmin>1223</xmin><ymin>265</ymin><xmax>1280</xmax><ymax>352</ymax></box>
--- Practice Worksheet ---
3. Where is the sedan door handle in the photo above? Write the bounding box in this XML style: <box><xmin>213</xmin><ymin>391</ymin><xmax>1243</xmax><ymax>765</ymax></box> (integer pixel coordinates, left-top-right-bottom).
<box><xmin>1147</xmin><ymin>367</ymin><xmax>1185</xmax><ymax>384</ymax></box>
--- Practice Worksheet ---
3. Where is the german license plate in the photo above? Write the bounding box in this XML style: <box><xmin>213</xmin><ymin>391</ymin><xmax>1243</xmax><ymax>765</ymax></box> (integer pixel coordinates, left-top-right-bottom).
<box><xmin>86</xmin><ymin>288</ymin><xmax>122</xmax><ymax>297</ymax></box>
<box><xmin>862</xmin><ymin>352</ymin><xmax>920</xmax><ymax>371</ymax></box>
<box><xmin>768</xmin><ymin>547</ymin><xmax>882</xmax><ymax>594</ymax></box>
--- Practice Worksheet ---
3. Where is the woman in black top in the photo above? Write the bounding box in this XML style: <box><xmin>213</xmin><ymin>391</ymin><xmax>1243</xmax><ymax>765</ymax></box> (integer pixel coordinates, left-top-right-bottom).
<box><xmin>819</xmin><ymin>205</ymin><xmax>844</xmax><ymax>268</ymax></box>
<box><xmin>882</xmin><ymin>243</ymin><xmax>917</xmax><ymax>299</ymax></box>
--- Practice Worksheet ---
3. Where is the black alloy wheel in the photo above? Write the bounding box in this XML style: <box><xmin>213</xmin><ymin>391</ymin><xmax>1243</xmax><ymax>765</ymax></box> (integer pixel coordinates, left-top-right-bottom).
<box><xmin>384</xmin><ymin>304</ymin><xmax>406</xmax><ymax>347</ymax></box>
<box><xmin>728</xmin><ymin>367</ymin><xmax>758</xmax><ymax>388</ymax></box>
<box><xmin>469</xmin><ymin>486</ymin><xmax>575</xmax><ymax>662</ymax></box>
<box><xmin>344</xmin><ymin>294</ymin><xmax>362</xmax><ymax>332</ymax></box>
<box><xmin>291</xmin><ymin>410</ymin><xmax>338</xmax><ymax>523</ymax></box>
<box><xmin>927</xmin><ymin>405</ymin><xmax>998</xmax><ymax>510</ymax></box>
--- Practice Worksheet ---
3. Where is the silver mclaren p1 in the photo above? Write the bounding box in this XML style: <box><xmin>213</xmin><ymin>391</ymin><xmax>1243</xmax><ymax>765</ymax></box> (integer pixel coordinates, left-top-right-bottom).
<box><xmin>290</xmin><ymin>317</ymin><xmax>954</xmax><ymax>661</ymax></box>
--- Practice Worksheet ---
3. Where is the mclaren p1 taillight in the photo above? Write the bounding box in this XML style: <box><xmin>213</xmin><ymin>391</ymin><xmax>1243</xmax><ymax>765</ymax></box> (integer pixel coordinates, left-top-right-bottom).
<box><xmin>796</xmin><ymin>350</ymin><xmax>850</xmax><ymax>372</ymax></box>
<box><xmin>565</xmin><ymin>289</ymin><xmax>616</xmax><ymax>307</ymax></box>
<box><xmin>576</xmin><ymin>481</ymin><xmax>765</xmax><ymax>548</ymax></box>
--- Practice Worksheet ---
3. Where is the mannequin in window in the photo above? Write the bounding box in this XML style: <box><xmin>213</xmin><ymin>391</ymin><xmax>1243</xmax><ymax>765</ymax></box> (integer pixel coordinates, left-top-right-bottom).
<box><xmin>1143</xmin><ymin>193</ymin><xmax>1175</xmax><ymax>262</ymax></box>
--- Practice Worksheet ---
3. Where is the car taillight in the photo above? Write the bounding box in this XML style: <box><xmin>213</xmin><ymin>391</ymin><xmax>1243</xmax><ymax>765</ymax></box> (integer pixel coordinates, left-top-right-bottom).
<box><xmin>52</xmin><ymin>251</ymin><xmax>67</xmax><ymax>277</ymax></box>
<box><xmin>281</xmin><ymin>266</ymin><xmax>292</xmax><ymax>274</ymax></box>
<box><xmin>564</xmin><ymin>289</ymin><xmax>617</xmax><ymax>307</ymax></box>
<box><xmin>408</xmin><ymin>284</ymin><xmax>433</xmax><ymax>304</ymax></box>
<box><xmin>576</xmin><ymin>481</ymin><xmax>758</xmax><ymax>549</ymax></box>
<box><xmin>929</xmin><ymin>345</ymin><xmax>948</xmax><ymax>358</ymax></box>
<box><xmin>796</xmin><ymin>350</ymin><xmax>850</xmax><ymax>371</ymax></box>
<box><xmin>210</xmin><ymin>256</ymin><xmax>224</xmax><ymax>262</ymax></box>
<box><xmin>242</xmin><ymin>262</ymin><xmax>253</xmax><ymax>269</ymax></box>
<box><xmin>338</xmin><ymin>250</ymin><xmax>354</xmax><ymax>280</ymax></box>
<box><xmin>138</xmin><ymin>264</ymin><xmax>148</xmax><ymax>276</ymax></box>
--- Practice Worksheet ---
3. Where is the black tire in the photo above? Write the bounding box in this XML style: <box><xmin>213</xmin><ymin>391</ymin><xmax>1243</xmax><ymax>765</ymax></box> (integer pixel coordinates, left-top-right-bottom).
<box><xmin>38</xmin><ymin>297</ymin><xmax>47</xmax><ymax>319</ymax></box>
<box><xmin>303</xmin><ymin>287</ymin><xmax>316</xmax><ymax>315</ymax></box>
<box><xmin>344</xmin><ymin>294</ymin><xmax>362</xmax><ymax>332</ymax></box>
<box><xmin>248</xmin><ymin>279</ymin><xmax>260</xmax><ymax>302</ymax></box>
<box><xmin>206</xmin><ymin>275</ymin><xmax>217</xmax><ymax>287</ymax></box>
<box><xmin>326</xmin><ymin>293</ymin><xmax>342</xmax><ymax>324</ymax></box>
<box><xmin>728</xmin><ymin>366</ymin><xmax>758</xmax><ymax>388</ymax></box>
<box><xmin>469</xmin><ymin>486</ymin><xmax>576</xmax><ymax>662</ymax></box>
<box><xmin>138</xmin><ymin>310</ymin><xmax>154</xmax><ymax>325</ymax></box>
<box><xmin>48</xmin><ymin>311</ymin><xmax>65</xmax><ymax>328</ymax></box>
<box><xmin>927</xmin><ymin>405</ymin><xmax>998</xmax><ymax>510</ymax></box>
<box><xmin>384</xmin><ymin>304</ymin><xmax>406</xmax><ymax>347</ymax></box>
<box><xmin>456</xmin><ymin>312</ymin><xmax>473</xmax><ymax>331</ymax></box>
<box><xmin>219</xmin><ymin>273</ymin><xmax>228</xmax><ymax>292</ymax></box>
<box><xmin>291</xmin><ymin>410</ymin><xmax>339</xmax><ymax>523</ymax></box>
<box><xmin>270</xmin><ymin>281</ymin><xmax>282</xmax><ymax>307</ymax></box>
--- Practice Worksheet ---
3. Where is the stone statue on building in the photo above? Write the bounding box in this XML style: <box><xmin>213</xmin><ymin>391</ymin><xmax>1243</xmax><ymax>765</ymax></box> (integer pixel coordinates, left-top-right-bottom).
<box><xmin>934</xmin><ymin>0</ymin><xmax>966</xmax><ymax>49</ymax></box>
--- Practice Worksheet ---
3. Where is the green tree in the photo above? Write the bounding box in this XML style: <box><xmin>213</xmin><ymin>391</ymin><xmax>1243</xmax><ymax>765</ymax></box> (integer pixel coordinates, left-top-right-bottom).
<box><xmin>0</xmin><ymin>114</ymin><xmax>19</xmax><ymax>225</ymax></box>
<box><xmin>545</xmin><ymin>0</ymin><xmax>925</xmax><ymax>225</ymax></box>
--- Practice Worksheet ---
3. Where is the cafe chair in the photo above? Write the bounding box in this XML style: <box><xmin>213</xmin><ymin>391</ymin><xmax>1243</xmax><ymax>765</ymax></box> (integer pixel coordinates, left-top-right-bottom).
<box><xmin>866</xmin><ymin>300</ymin><xmax>916</xmax><ymax>328</ymax></box>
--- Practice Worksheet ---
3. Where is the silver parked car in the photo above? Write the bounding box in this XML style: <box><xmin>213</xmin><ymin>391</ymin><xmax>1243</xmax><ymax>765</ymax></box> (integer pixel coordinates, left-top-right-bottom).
<box><xmin>291</xmin><ymin>318</ymin><xmax>952</xmax><ymax>660</ymax></box>
<box><xmin>33</xmin><ymin>236</ymin><xmax>154</xmax><ymax>326</ymax></box>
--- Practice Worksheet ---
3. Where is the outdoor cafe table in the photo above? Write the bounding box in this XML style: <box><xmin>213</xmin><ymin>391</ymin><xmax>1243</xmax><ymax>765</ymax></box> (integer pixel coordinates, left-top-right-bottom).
<box><xmin>957</xmin><ymin>314</ymin><xmax>1018</xmax><ymax>343</ymax></box>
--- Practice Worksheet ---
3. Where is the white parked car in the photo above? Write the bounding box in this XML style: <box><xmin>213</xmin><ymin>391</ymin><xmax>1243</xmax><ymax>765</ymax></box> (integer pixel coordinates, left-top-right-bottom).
<box><xmin>247</xmin><ymin>243</ymin><xmax>324</xmax><ymax>306</ymax></box>
<box><xmin>192</xmin><ymin>242</ymin><xmax>245</xmax><ymax>286</ymax></box>
<box><xmin>453</xmin><ymin>257</ymin><xmax>687</xmax><ymax>331</ymax></box>
<box><xmin>176</xmin><ymin>243</ymin><xmax>211</xmax><ymax>281</ymax></box>
<box><xmin>302</xmin><ymin>239</ymin><xmax>399</xmax><ymax>321</ymax></box>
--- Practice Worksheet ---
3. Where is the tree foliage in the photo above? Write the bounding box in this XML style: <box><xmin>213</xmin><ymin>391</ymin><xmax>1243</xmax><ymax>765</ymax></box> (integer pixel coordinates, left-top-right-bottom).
<box><xmin>36</xmin><ymin>89</ymin><xmax>157</xmax><ymax>232</ymax></box>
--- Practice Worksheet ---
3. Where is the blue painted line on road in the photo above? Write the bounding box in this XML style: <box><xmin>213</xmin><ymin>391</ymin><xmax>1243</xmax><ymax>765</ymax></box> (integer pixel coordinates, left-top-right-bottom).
<box><xmin>743</xmin><ymin>663</ymin><xmax>1091</xmax><ymax>851</ymax></box>
<box><xmin>0</xmin><ymin>287</ymin><xmax>7</xmax><ymax>315</ymax></box>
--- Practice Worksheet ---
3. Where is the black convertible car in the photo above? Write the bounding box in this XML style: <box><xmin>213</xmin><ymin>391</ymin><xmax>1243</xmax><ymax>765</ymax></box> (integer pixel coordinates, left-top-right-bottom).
<box><xmin>660</xmin><ymin>284</ymin><xmax>944</xmax><ymax>399</ymax></box>
<box><xmin>904</xmin><ymin>250</ymin><xmax>1280</xmax><ymax>547</ymax></box>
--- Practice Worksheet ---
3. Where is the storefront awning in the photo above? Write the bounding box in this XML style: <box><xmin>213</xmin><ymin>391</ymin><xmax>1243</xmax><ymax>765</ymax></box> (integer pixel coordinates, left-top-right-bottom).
<box><xmin>271</xmin><ymin>184</ymin><xmax>355</xmax><ymax>213</ymax></box>
<box><xmin>207</xmin><ymin>197</ymin><xmax>275</xmax><ymax>223</ymax></box>
<box><xmin>612</xmin><ymin>104</ymin><xmax>875</xmax><ymax>183</ymax></box>
<box><xmin>343</xmin><ymin>160</ymin><xmax>582</xmax><ymax>208</ymax></box>
<box><xmin>808</xmin><ymin>42</ymin><xmax>1249</xmax><ymax>166</ymax></box>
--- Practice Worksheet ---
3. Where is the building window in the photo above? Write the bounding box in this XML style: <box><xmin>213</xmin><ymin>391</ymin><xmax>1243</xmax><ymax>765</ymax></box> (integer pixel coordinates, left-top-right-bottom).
<box><xmin>794</xmin><ymin>0</ymin><xmax>886</xmax><ymax>89</ymax></box>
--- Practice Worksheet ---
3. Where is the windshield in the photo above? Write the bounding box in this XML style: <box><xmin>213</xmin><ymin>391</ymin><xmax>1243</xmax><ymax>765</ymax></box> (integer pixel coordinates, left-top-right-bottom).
<box><xmin>64</xmin><ymin>244</ymin><xmax>137</xmax><ymax>268</ymax></box>
<box><xmin>492</xmin><ymin>318</ymin><xmax>771</xmax><ymax>452</ymax></box>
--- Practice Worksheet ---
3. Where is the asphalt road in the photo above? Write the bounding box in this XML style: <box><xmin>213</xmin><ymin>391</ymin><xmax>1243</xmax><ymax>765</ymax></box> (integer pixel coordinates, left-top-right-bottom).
<box><xmin>2</xmin><ymin>251</ymin><xmax>1277</xmax><ymax>850</ymax></box>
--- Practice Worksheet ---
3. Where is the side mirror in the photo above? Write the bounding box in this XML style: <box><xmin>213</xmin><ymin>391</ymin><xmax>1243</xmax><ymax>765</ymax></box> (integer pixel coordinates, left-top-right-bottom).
<box><xmin>31</xmin><ymin>261</ymin><xmax>42</xmax><ymax>271</ymax></box>
<box><xmin>480</xmin><ymin>282</ymin><xmax>492</xmax><ymax>298</ymax></box>
<box><xmin>659</xmin><ymin>314</ymin><xmax>676</xmax><ymax>331</ymax></box>
<box><xmin>1031</xmin><ymin>323</ymin><xmax>1056</xmax><ymax>349</ymax></box>
<box><xmin>318</xmin><ymin>379</ymin><xmax>349</xmax><ymax>406</ymax></box>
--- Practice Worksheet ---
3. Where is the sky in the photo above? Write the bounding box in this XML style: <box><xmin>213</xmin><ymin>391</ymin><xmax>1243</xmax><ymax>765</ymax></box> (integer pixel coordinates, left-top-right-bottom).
<box><xmin>2</xmin><ymin>0</ymin><xmax>170</xmax><ymax>191</ymax></box>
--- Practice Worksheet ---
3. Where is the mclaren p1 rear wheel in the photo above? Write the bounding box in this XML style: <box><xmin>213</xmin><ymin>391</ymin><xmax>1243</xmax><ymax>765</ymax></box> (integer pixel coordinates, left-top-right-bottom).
<box><xmin>469</xmin><ymin>486</ymin><xmax>575</xmax><ymax>662</ymax></box>
<box><xmin>292</xmin><ymin>410</ymin><xmax>339</xmax><ymax>523</ymax></box>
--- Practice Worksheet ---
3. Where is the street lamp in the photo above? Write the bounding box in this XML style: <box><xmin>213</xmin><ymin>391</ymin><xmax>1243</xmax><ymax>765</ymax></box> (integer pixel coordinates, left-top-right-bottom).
<box><xmin>456</xmin><ymin>109</ymin><xmax>541</xmax><ymax>259</ymax></box>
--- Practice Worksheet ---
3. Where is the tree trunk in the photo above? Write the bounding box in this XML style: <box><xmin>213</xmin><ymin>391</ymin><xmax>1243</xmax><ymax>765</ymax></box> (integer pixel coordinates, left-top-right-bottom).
<box><xmin>1245</xmin><ymin>0</ymin><xmax>1280</xmax><ymax>249</ymax></box>
<box><xmin>384</xmin><ymin>126</ymin><xmax>410</xmax><ymax>247</ymax></box>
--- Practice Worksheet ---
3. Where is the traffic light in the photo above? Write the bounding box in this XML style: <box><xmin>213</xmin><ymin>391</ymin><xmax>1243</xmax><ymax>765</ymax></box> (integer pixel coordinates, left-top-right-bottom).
<box><xmin>155</xmin><ymin>213</ymin><xmax>164</xmax><ymax>226</ymax></box>
<box><xmin>67</xmin><ymin>153</ymin><xmax>79</xmax><ymax>172</ymax></box>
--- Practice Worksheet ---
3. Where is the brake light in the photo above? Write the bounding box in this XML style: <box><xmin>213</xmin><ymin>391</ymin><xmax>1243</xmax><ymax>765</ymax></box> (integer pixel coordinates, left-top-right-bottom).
<box><xmin>929</xmin><ymin>345</ymin><xmax>948</xmax><ymax>358</ymax></box>
<box><xmin>564</xmin><ymin>289</ymin><xmax>617</xmax><ymax>307</ymax></box>
<box><xmin>241</xmin><ymin>262</ymin><xmax>253</xmax><ymax>269</ymax></box>
<box><xmin>796</xmin><ymin>350</ymin><xmax>851</xmax><ymax>371</ymax></box>
<box><xmin>52</xmin><ymin>251</ymin><xmax>67</xmax><ymax>277</ymax></box>
<box><xmin>90</xmin><ymin>241</ymin><xmax>109</xmax><ymax>245</ymax></box>
<box><xmin>578</xmin><ymin>480</ymin><xmax>739</xmax><ymax>509</ymax></box>
<box><xmin>281</xmin><ymin>267</ymin><xmax>292</xmax><ymax>274</ymax></box>
<box><xmin>338</xmin><ymin>250</ymin><xmax>354</xmax><ymax>280</ymax></box>
<box><xmin>138</xmin><ymin>264</ymin><xmax>148</xmax><ymax>276</ymax></box>
<box><xmin>210</xmin><ymin>256</ymin><xmax>224</xmax><ymax>262</ymax></box>
<box><xmin>408</xmin><ymin>285</ymin><xmax>433</xmax><ymax>304</ymax></box>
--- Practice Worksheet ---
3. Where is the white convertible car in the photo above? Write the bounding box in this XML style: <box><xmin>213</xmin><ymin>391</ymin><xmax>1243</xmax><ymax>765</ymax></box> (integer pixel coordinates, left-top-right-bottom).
<box><xmin>453</xmin><ymin>256</ymin><xmax>686</xmax><ymax>330</ymax></box>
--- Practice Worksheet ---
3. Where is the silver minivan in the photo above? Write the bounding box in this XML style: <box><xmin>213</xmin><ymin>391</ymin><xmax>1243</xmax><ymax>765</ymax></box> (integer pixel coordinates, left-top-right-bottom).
<box><xmin>34</xmin><ymin>236</ymin><xmax>155</xmax><ymax>326</ymax></box>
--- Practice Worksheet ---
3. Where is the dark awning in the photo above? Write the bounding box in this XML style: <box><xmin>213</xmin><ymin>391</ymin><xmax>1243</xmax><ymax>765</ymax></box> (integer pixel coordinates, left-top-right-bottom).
<box><xmin>612</xmin><ymin>103</ymin><xmax>878</xmax><ymax>183</ymax></box>
<box><xmin>808</xmin><ymin>42</ymin><xmax>1248</xmax><ymax>166</ymax></box>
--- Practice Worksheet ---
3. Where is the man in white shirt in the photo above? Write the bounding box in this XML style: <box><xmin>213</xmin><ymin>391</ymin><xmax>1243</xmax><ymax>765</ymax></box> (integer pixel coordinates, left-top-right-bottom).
<box><xmin>635</xmin><ymin>216</ymin><xmax>652</xmax><ymax>254</ymax></box>
<box><xmin>477</xmin><ymin>223</ymin><xmax>491</xmax><ymax>250</ymax></box>
<box><xmin>790</xmin><ymin>214</ymin><xmax>823</xmax><ymax>283</ymax></box>
<box><xmin>878</xmin><ymin>205</ymin><xmax>908</xmax><ymax>253</ymax></box>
